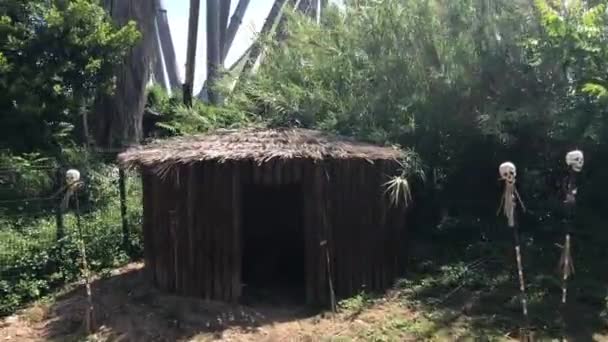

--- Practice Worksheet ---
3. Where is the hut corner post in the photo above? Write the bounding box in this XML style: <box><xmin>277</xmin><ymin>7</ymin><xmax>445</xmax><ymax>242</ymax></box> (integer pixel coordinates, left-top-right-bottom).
<box><xmin>118</xmin><ymin>168</ymin><xmax>130</xmax><ymax>255</ymax></box>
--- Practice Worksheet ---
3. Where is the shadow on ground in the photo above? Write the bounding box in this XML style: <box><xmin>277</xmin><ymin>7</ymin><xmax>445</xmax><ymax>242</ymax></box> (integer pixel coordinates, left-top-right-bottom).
<box><xmin>38</xmin><ymin>263</ymin><xmax>319</xmax><ymax>341</ymax></box>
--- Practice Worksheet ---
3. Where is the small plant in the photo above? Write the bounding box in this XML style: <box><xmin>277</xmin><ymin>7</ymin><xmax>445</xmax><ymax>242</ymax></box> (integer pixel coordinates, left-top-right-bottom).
<box><xmin>338</xmin><ymin>291</ymin><xmax>374</xmax><ymax>314</ymax></box>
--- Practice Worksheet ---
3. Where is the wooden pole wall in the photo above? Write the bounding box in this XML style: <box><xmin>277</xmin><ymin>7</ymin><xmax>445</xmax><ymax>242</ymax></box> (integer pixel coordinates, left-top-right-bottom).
<box><xmin>141</xmin><ymin>158</ymin><xmax>408</xmax><ymax>305</ymax></box>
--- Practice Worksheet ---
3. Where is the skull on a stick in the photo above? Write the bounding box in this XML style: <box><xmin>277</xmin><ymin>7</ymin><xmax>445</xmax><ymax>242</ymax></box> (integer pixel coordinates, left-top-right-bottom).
<box><xmin>66</xmin><ymin>169</ymin><xmax>81</xmax><ymax>185</ymax></box>
<box><xmin>499</xmin><ymin>162</ymin><xmax>517</xmax><ymax>185</ymax></box>
<box><xmin>565</xmin><ymin>150</ymin><xmax>584</xmax><ymax>172</ymax></box>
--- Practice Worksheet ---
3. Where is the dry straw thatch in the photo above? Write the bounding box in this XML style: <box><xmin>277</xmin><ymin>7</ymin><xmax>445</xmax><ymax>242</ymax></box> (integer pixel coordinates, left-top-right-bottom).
<box><xmin>118</xmin><ymin>128</ymin><xmax>404</xmax><ymax>169</ymax></box>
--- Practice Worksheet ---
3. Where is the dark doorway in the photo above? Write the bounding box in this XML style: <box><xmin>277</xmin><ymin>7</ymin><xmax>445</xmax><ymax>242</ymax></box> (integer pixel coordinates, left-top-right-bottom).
<box><xmin>241</xmin><ymin>183</ymin><xmax>305</xmax><ymax>305</ymax></box>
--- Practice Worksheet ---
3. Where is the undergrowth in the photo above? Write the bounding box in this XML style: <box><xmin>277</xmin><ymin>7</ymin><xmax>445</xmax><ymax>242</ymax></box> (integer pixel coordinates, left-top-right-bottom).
<box><xmin>0</xmin><ymin>157</ymin><xmax>143</xmax><ymax>316</ymax></box>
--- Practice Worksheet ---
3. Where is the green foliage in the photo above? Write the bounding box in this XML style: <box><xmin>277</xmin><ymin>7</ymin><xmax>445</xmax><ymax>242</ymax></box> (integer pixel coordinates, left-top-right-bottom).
<box><xmin>338</xmin><ymin>291</ymin><xmax>374</xmax><ymax>313</ymax></box>
<box><xmin>0</xmin><ymin>162</ymin><xmax>142</xmax><ymax>316</ymax></box>
<box><xmin>231</xmin><ymin>0</ymin><xmax>608</xmax><ymax>225</ymax></box>
<box><xmin>146</xmin><ymin>85</ymin><xmax>253</xmax><ymax>137</ymax></box>
<box><xmin>0</xmin><ymin>0</ymin><xmax>140</xmax><ymax>152</ymax></box>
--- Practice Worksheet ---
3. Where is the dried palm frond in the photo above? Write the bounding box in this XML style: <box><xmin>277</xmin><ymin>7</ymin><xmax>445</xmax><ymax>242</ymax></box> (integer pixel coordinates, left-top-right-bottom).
<box><xmin>383</xmin><ymin>175</ymin><xmax>412</xmax><ymax>208</ymax></box>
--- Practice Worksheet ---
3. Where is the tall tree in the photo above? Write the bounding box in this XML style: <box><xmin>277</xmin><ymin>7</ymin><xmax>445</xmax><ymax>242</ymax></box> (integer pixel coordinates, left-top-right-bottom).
<box><xmin>239</xmin><ymin>0</ymin><xmax>289</xmax><ymax>80</ymax></box>
<box><xmin>92</xmin><ymin>0</ymin><xmax>156</xmax><ymax>149</ymax></box>
<box><xmin>207</xmin><ymin>0</ymin><xmax>222</xmax><ymax>105</ymax></box>
<box><xmin>0</xmin><ymin>0</ymin><xmax>139</xmax><ymax>152</ymax></box>
<box><xmin>184</xmin><ymin>0</ymin><xmax>201</xmax><ymax>106</ymax></box>
<box><xmin>156</xmin><ymin>0</ymin><xmax>181</xmax><ymax>89</ymax></box>
<box><xmin>219</xmin><ymin>0</ymin><xmax>231</xmax><ymax>54</ymax></box>
<box><xmin>222</xmin><ymin>0</ymin><xmax>251</xmax><ymax>64</ymax></box>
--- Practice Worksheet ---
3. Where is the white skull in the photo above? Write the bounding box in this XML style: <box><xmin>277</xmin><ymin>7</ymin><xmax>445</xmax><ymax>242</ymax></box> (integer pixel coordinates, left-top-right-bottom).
<box><xmin>565</xmin><ymin>150</ymin><xmax>584</xmax><ymax>172</ymax></box>
<box><xmin>499</xmin><ymin>162</ymin><xmax>516</xmax><ymax>184</ymax></box>
<box><xmin>65</xmin><ymin>169</ymin><xmax>81</xmax><ymax>185</ymax></box>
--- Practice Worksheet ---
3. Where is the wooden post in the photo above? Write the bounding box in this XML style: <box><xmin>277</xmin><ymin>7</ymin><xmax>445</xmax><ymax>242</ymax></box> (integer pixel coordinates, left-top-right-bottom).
<box><xmin>55</xmin><ymin>168</ymin><xmax>65</xmax><ymax>242</ymax></box>
<box><xmin>74</xmin><ymin>184</ymin><xmax>96</xmax><ymax>333</ymax></box>
<box><xmin>118</xmin><ymin>168</ymin><xmax>130</xmax><ymax>254</ymax></box>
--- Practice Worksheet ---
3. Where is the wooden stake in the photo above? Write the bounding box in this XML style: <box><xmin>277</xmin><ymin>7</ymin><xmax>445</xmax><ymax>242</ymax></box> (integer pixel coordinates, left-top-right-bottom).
<box><xmin>321</xmin><ymin>240</ymin><xmax>336</xmax><ymax>312</ymax></box>
<box><xmin>499</xmin><ymin>176</ymin><xmax>532</xmax><ymax>341</ymax></box>
<box><xmin>74</xmin><ymin>189</ymin><xmax>96</xmax><ymax>333</ymax></box>
<box><xmin>118</xmin><ymin>168</ymin><xmax>130</xmax><ymax>254</ymax></box>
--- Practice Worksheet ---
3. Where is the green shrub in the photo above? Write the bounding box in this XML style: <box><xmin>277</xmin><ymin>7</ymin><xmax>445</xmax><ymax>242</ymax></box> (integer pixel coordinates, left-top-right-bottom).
<box><xmin>0</xmin><ymin>162</ymin><xmax>143</xmax><ymax>316</ymax></box>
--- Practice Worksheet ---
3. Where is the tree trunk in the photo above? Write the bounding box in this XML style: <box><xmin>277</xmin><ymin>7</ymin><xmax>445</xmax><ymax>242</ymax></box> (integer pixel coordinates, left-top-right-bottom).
<box><xmin>219</xmin><ymin>0</ymin><xmax>231</xmax><ymax>60</ymax></box>
<box><xmin>184</xmin><ymin>0</ymin><xmax>201</xmax><ymax>106</ymax></box>
<box><xmin>222</xmin><ymin>0</ymin><xmax>250</xmax><ymax>64</ymax></box>
<box><xmin>93</xmin><ymin>0</ymin><xmax>156</xmax><ymax>149</ymax></box>
<box><xmin>152</xmin><ymin>16</ymin><xmax>170</xmax><ymax>92</ymax></box>
<box><xmin>207</xmin><ymin>0</ymin><xmax>222</xmax><ymax>105</ymax></box>
<box><xmin>156</xmin><ymin>0</ymin><xmax>181</xmax><ymax>89</ymax></box>
<box><xmin>239</xmin><ymin>0</ymin><xmax>289</xmax><ymax>80</ymax></box>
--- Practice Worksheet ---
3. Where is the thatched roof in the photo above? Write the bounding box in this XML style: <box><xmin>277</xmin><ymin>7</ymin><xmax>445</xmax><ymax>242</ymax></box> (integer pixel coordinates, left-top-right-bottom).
<box><xmin>118</xmin><ymin>128</ymin><xmax>403</xmax><ymax>168</ymax></box>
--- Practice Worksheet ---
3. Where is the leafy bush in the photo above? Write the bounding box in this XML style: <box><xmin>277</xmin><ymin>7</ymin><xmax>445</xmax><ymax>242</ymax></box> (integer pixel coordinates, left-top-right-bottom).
<box><xmin>230</xmin><ymin>0</ymin><xmax>608</xmax><ymax>232</ymax></box>
<box><xmin>146</xmin><ymin>85</ymin><xmax>253</xmax><ymax>137</ymax></box>
<box><xmin>0</xmin><ymin>161</ymin><xmax>142</xmax><ymax>316</ymax></box>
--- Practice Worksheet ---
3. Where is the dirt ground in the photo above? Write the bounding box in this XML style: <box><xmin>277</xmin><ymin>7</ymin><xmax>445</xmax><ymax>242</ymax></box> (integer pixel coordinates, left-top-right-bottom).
<box><xmin>0</xmin><ymin>263</ymin><xmax>420</xmax><ymax>342</ymax></box>
<box><xmin>2</xmin><ymin>262</ymin><xmax>608</xmax><ymax>342</ymax></box>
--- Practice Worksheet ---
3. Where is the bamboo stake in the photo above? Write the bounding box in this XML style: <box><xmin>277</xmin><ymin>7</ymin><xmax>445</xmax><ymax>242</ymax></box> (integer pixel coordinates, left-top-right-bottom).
<box><xmin>62</xmin><ymin>170</ymin><xmax>95</xmax><ymax>333</ymax></box>
<box><xmin>321</xmin><ymin>240</ymin><xmax>336</xmax><ymax>312</ymax></box>
<box><xmin>558</xmin><ymin>150</ymin><xmax>583</xmax><ymax>338</ymax></box>
<box><xmin>498</xmin><ymin>162</ymin><xmax>532</xmax><ymax>342</ymax></box>
<box><xmin>74</xmin><ymin>189</ymin><xmax>95</xmax><ymax>333</ymax></box>
<box><xmin>118</xmin><ymin>168</ymin><xmax>130</xmax><ymax>255</ymax></box>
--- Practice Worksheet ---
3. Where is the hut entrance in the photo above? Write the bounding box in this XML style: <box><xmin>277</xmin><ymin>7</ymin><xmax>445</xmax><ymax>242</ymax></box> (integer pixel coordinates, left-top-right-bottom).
<box><xmin>241</xmin><ymin>183</ymin><xmax>306</xmax><ymax>305</ymax></box>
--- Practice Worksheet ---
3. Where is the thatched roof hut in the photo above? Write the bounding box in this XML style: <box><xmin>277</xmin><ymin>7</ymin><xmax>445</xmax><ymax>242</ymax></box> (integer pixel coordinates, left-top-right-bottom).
<box><xmin>119</xmin><ymin>128</ymin><xmax>409</xmax><ymax>306</ymax></box>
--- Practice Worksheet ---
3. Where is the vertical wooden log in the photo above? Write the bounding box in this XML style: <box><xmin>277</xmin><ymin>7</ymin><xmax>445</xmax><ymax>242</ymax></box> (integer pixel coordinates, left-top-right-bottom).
<box><xmin>231</xmin><ymin>161</ymin><xmax>242</xmax><ymax>302</ymax></box>
<box><xmin>360</xmin><ymin>162</ymin><xmax>370</xmax><ymax>292</ymax></box>
<box><xmin>343</xmin><ymin>160</ymin><xmax>353</xmax><ymax>296</ymax></box>
<box><xmin>303</xmin><ymin>161</ymin><xmax>315</xmax><ymax>305</ymax></box>
<box><xmin>118</xmin><ymin>168</ymin><xmax>130</xmax><ymax>255</ymax></box>
<box><xmin>141</xmin><ymin>171</ymin><xmax>154</xmax><ymax>281</ymax></box>
<box><xmin>253</xmin><ymin>161</ymin><xmax>262</xmax><ymax>184</ymax></box>
<box><xmin>55</xmin><ymin>168</ymin><xmax>66</xmax><ymax>242</ymax></box>
<box><xmin>373</xmin><ymin>161</ymin><xmax>384</xmax><ymax>291</ymax></box>
<box><xmin>274</xmin><ymin>159</ymin><xmax>283</xmax><ymax>185</ymax></box>
<box><xmin>293</xmin><ymin>158</ymin><xmax>303</xmax><ymax>183</ymax></box>
<box><xmin>195</xmin><ymin>163</ymin><xmax>205</xmax><ymax>298</ymax></box>
<box><xmin>222</xmin><ymin>163</ymin><xmax>231</xmax><ymax>301</ymax></box>
<box><xmin>150</xmin><ymin>172</ymin><xmax>163</xmax><ymax>288</ymax></box>
<box><xmin>156</xmin><ymin>176</ymin><xmax>170</xmax><ymax>290</ymax></box>
<box><xmin>169</xmin><ymin>209</ymin><xmax>179</xmax><ymax>293</ymax></box>
<box><xmin>263</xmin><ymin>159</ymin><xmax>274</xmax><ymax>185</ymax></box>
<box><xmin>186</xmin><ymin>165</ymin><xmax>196</xmax><ymax>296</ymax></box>
<box><xmin>202</xmin><ymin>163</ymin><xmax>213</xmax><ymax>299</ymax></box>
<box><xmin>351</xmin><ymin>161</ymin><xmax>361</xmax><ymax>295</ymax></box>
<box><xmin>315</xmin><ymin>162</ymin><xmax>327</xmax><ymax>305</ymax></box>
<box><xmin>212</xmin><ymin>165</ymin><xmax>223</xmax><ymax>300</ymax></box>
